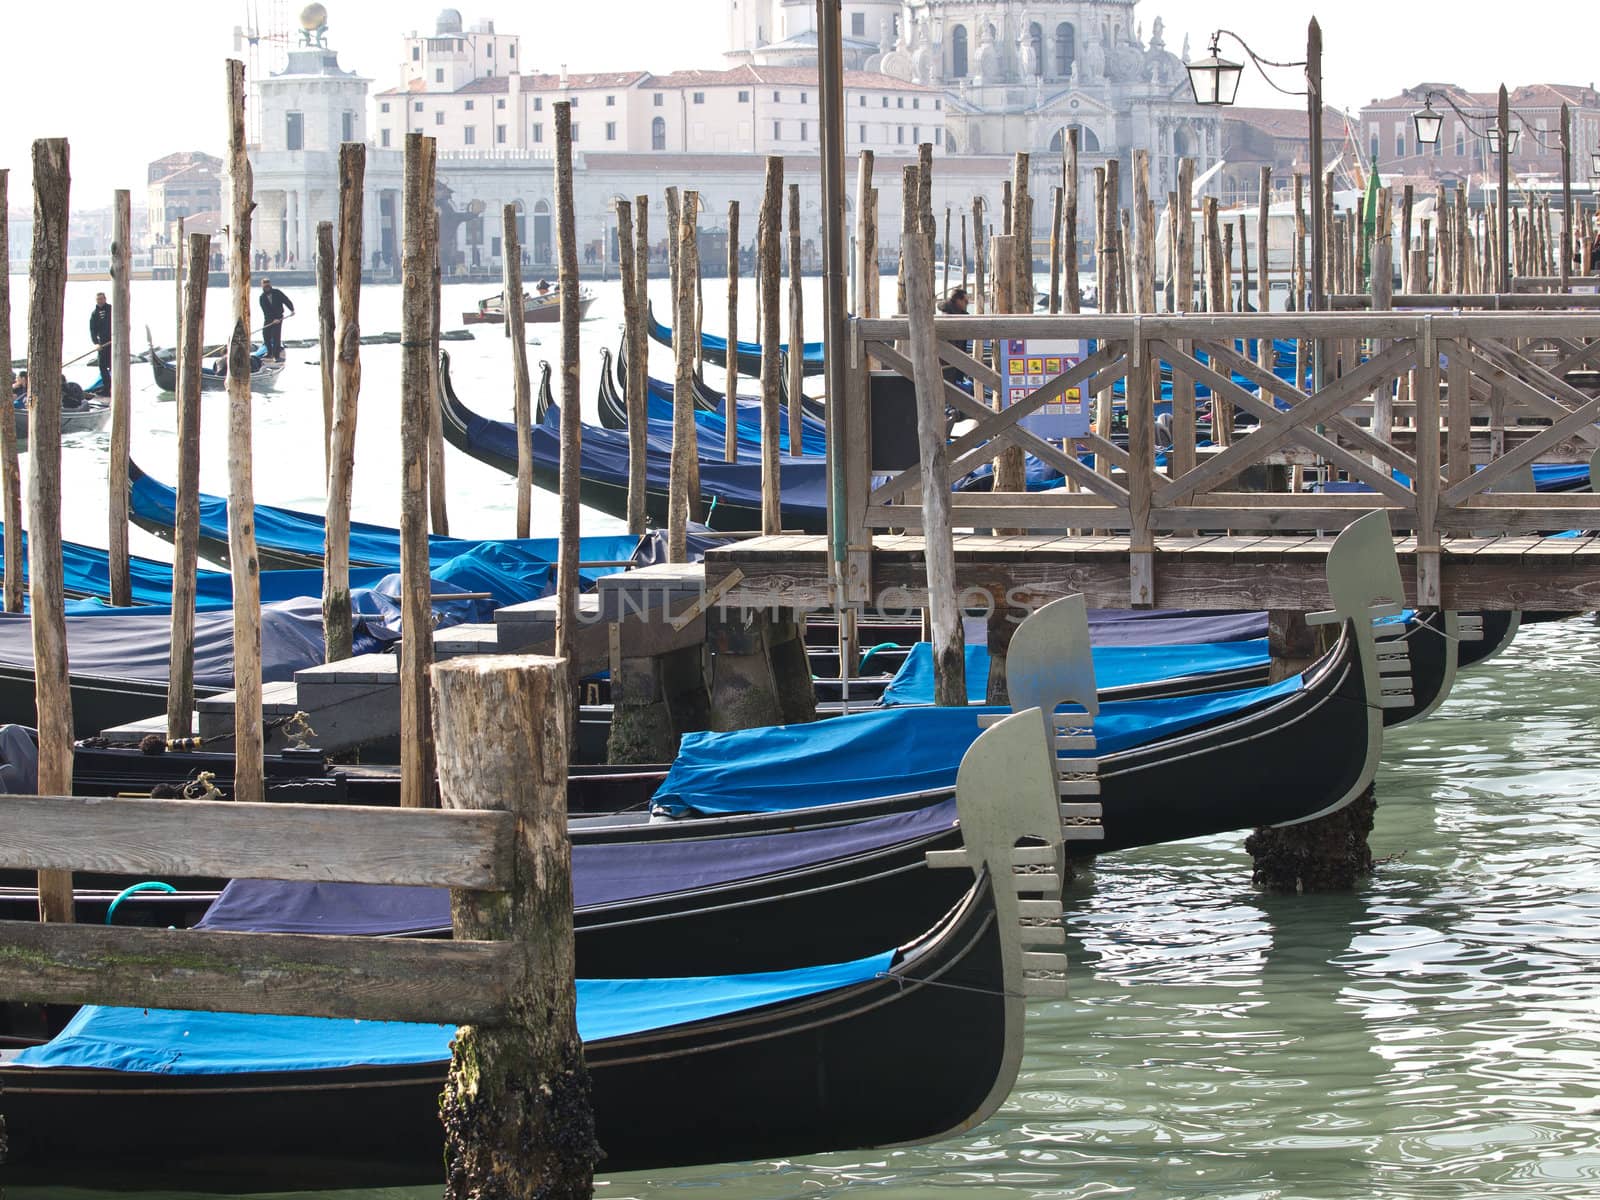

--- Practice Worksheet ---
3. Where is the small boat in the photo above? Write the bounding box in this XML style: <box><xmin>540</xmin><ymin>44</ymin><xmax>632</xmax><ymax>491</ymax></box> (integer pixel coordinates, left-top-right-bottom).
<box><xmin>647</xmin><ymin>299</ymin><xmax>825</xmax><ymax>377</ymax></box>
<box><xmin>144</xmin><ymin>328</ymin><xmax>285</xmax><ymax>395</ymax></box>
<box><xmin>438</xmin><ymin>350</ymin><xmax>831</xmax><ymax>532</ymax></box>
<box><xmin>462</xmin><ymin>286</ymin><xmax>595</xmax><ymax>325</ymax></box>
<box><xmin>0</xmin><ymin>709</ymin><xmax>1064</xmax><ymax>1187</ymax></box>
<box><xmin>13</xmin><ymin>396</ymin><xmax>111</xmax><ymax>446</ymax></box>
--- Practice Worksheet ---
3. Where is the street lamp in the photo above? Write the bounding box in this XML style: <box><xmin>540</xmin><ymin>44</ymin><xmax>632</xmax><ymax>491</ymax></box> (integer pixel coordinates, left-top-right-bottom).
<box><xmin>1411</xmin><ymin>97</ymin><xmax>1443</xmax><ymax>148</ymax></box>
<box><xmin>1592</xmin><ymin>150</ymin><xmax>1600</xmax><ymax>177</ymax></box>
<box><xmin>1409</xmin><ymin>87</ymin><xmax>1521</xmax><ymax>291</ymax></box>
<box><xmin>1185</xmin><ymin>36</ymin><xmax>1244</xmax><ymax>107</ymax></box>
<box><xmin>1485</xmin><ymin>124</ymin><xmax>1521</xmax><ymax>155</ymax></box>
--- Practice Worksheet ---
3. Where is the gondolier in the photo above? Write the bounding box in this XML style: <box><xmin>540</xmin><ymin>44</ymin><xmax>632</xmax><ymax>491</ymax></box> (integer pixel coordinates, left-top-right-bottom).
<box><xmin>258</xmin><ymin>279</ymin><xmax>294</xmax><ymax>361</ymax></box>
<box><xmin>89</xmin><ymin>292</ymin><xmax>112</xmax><ymax>381</ymax></box>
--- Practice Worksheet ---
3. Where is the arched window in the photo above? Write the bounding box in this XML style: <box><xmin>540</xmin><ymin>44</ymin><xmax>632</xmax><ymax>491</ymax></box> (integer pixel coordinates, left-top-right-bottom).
<box><xmin>950</xmin><ymin>24</ymin><xmax>968</xmax><ymax>78</ymax></box>
<box><xmin>651</xmin><ymin>116</ymin><xmax>666</xmax><ymax>151</ymax></box>
<box><xmin>1454</xmin><ymin>127</ymin><xmax>1466</xmax><ymax>157</ymax></box>
<box><xmin>1050</xmin><ymin>124</ymin><xmax>1100</xmax><ymax>153</ymax></box>
<box><xmin>1173</xmin><ymin>128</ymin><xmax>1191</xmax><ymax>158</ymax></box>
<box><xmin>1028</xmin><ymin>23</ymin><xmax>1043</xmax><ymax>75</ymax></box>
<box><xmin>1054</xmin><ymin>23</ymin><xmax>1074</xmax><ymax>77</ymax></box>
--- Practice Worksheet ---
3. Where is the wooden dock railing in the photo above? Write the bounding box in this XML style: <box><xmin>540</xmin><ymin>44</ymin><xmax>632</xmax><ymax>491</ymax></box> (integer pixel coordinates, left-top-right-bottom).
<box><xmin>843</xmin><ymin>311</ymin><xmax>1600</xmax><ymax>605</ymax></box>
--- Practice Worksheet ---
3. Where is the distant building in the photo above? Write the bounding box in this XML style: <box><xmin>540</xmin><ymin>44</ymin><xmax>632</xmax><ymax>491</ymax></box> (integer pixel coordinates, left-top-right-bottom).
<box><xmin>146</xmin><ymin>152</ymin><xmax>223</xmax><ymax>246</ymax></box>
<box><xmin>1216</xmin><ymin>106</ymin><xmax>1346</xmax><ymax>207</ymax></box>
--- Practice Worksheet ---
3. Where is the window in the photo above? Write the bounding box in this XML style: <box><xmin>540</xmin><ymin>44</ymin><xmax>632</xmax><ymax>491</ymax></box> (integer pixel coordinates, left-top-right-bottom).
<box><xmin>773</xmin><ymin>90</ymin><xmax>781</xmax><ymax>101</ymax></box>
<box><xmin>851</xmin><ymin>11</ymin><xmax>865</xmax><ymax>36</ymax></box>
<box><xmin>606</xmin><ymin>95</ymin><xmax>615</xmax><ymax>106</ymax></box>
<box><xmin>1395</xmin><ymin>128</ymin><xmax>1405</xmax><ymax>158</ymax></box>
<box><xmin>693</xmin><ymin>92</ymin><xmax>705</xmax><ymax>104</ymax></box>
<box><xmin>651</xmin><ymin>115</ymin><xmax>666</xmax><ymax>150</ymax></box>
<box><xmin>533</xmin><ymin>122</ymin><xmax>543</xmax><ymax>143</ymax></box>
<box><xmin>897</xmin><ymin>96</ymin><xmax>904</xmax><ymax>109</ymax></box>
<box><xmin>653</xmin><ymin>92</ymin><xmax>664</xmax><ymax>106</ymax></box>
<box><xmin>342</xmin><ymin>111</ymin><xmax>354</xmax><ymax>141</ymax></box>
<box><xmin>912</xmin><ymin>126</ymin><xmax>919</xmax><ymax>144</ymax></box>
<box><xmin>435</xmin><ymin>111</ymin><xmax>445</xmax><ymax>126</ymax></box>
<box><xmin>934</xmin><ymin>99</ymin><xmax>941</xmax><ymax>111</ymax></box>
<box><xmin>496</xmin><ymin>124</ymin><xmax>507</xmax><ymax>143</ymax></box>
<box><xmin>858</xmin><ymin>95</ymin><xmax>865</xmax><ymax>107</ymax></box>
<box><xmin>414</xmin><ymin>100</ymin><xmax>423</xmax><ymax>112</ymax></box>
<box><xmin>1027</xmin><ymin>22</ymin><xmax>1043</xmax><ymax>76</ymax></box>
<box><xmin>1433</xmin><ymin>133</ymin><xmax>1442</xmax><ymax>157</ymax></box>
<box><xmin>509</xmin><ymin>45</ymin><xmax>515</xmax><ymax>58</ymax></box>
<box><xmin>571</xmin><ymin>122</ymin><xmax>579</xmax><ymax>140</ymax></box>
<box><xmin>951</xmin><ymin>25</ymin><xmax>968</xmax><ymax>77</ymax></box>
<box><xmin>435</xmin><ymin>68</ymin><xmax>444</xmax><ymax>83</ymax></box>
<box><xmin>380</xmin><ymin>128</ymin><xmax>391</xmax><ymax>148</ymax></box>
<box><xmin>569</xmin><ymin>96</ymin><xmax>578</xmax><ymax>107</ymax></box>
<box><xmin>533</xmin><ymin>97</ymin><xmax>543</xmax><ymax>111</ymax></box>
<box><xmin>912</xmin><ymin>98</ymin><xmax>920</xmax><ymax>109</ymax></box>
<box><xmin>800</xmin><ymin>121</ymin><xmax>808</xmax><ymax>141</ymax></box>
<box><xmin>1369</xmin><ymin>134</ymin><xmax>1379</xmax><ymax>163</ymax></box>
<box><xmin>380</xmin><ymin>101</ymin><xmax>391</xmax><ymax>113</ymax></box>
<box><xmin>1054</xmin><ymin>23</ymin><xmax>1074</xmax><ymax>76</ymax></box>
<box><xmin>605</xmin><ymin>121</ymin><xmax>617</xmax><ymax>141</ymax></box>
<box><xmin>412</xmin><ymin>46</ymin><xmax>420</xmax><ymax>61</ymax></box>
<box><xmin>497</xmin><ymin>98</ymin><xmax>506</xmax><ymax>109</ymax></box>
<box><xmin>897</xmin><ymin>126</ymin><xmax>905</xmax><ymax>144</ymax></box>
<box><xmin>738</xmin><ymin>90</ymin><xmax>750</xmax><ymax>102</ymax></box>
<box><xmin>464</xmin><ymin>125</ymin><xmax>476</xmax><ymax>144</ymax></box>
<box><xmin>800</xmin><ymin>92</ymin><xmax>808</xmax><ymax>104</ymax></box>
<box><xmin>1454</xmin><ymin>127</ymin><xmax>1466</xmax><ymax>156</ymax></box>
<box><xmin>882</xmin><ymin>96</ymin><xmax>889</xmax><ymax>107</ymax></box>
<box><xmin>774</xmin><ymin>120</ymin><xmax>782</xmax><ymax>139</ymax></box>
<box><xmin>465</xmin><ymin>99</ymin><xmax>474</xmax><ymax>110</ymax></box>
<box><xmin>859</xmin><ymin>124</ymin><xmax>866</xmax><ymax>142</ymax></box>
<box><xmin>285</xmin><ymin>111</ymin><xmax>304</xmax><ymax>150</ymax></box>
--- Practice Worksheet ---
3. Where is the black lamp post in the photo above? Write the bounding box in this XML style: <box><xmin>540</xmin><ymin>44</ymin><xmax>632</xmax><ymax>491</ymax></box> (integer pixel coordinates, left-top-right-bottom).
<box><xmin>1411</xmin><ymin>85</ymin><xmax>1523</xmax><ymax>291</ymax></box>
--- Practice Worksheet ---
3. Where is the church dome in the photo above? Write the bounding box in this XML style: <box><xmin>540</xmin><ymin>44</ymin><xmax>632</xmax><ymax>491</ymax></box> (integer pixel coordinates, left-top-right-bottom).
<box><xmin>436</xmin><ymin>8</ymin><xmax>463</xmax><ymax>34</ymax></box>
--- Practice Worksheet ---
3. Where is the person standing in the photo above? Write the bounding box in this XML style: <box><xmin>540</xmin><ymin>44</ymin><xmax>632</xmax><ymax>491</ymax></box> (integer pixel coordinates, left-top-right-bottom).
<box><xmin>89</xmin><ymin>291</ymin><xmax>112</xmax><ymax>383</ymax></box>
<box><xmin>258</xmin><ymin>278</ymin><xmax>295</xmax><ymax>361</ymax></box>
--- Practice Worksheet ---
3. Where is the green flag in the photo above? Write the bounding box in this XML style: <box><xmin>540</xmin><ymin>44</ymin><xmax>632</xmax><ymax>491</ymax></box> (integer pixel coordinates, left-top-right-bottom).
<box><xmin>1361</xmin><ymin>154</ymin><xmax>1381</xmax><ymax>291</ymax></box>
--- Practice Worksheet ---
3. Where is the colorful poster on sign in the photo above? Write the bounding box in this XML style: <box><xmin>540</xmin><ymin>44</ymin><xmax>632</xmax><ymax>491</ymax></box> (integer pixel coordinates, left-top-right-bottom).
<box><xmin>998</xmin><ymin>337</ymin><xmax>1089</xmax><ymax>439</ymax></box>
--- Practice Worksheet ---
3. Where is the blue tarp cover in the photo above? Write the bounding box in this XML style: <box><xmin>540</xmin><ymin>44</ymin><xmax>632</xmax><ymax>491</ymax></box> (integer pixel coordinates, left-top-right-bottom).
<box><xmin>652</xmin><ymin>674</ymin><xmax>1304</xmax><ymax>817</ymax></box>
<box><xmin>196</xmin><ymin>796</ymin><xmax>960</xmax><ymax>937</ymax></box>
<box><xmin>881</xmin><ymin>639</ymin><xmax>1271</xmax><ymax>706</ymax></box>
<box><xmin>650</xmin><ymin>305</ymin><xmax>823</xmax><ymax>366</ymax></box>
<box><xmin>15</xmin><ymin>950</ymin><xmax>896</xmax><ymax>1073</ymax></box>
<box><xmin>645</xmin><ymin>378</ymin><xmax>827</xmax><ymax>457</ymax></box>
<box><xmin>129</xmin><ymin>468</ymin><xmax>640</xmax><ymax>579</ymax></box>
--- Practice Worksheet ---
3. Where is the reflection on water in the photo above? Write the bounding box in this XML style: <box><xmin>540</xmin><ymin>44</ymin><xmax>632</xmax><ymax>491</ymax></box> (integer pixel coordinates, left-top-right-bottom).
<box><xmin>7</xmin><ymin>284</ymin><xmax>1600</xmax><ymax>1200</ymax></box>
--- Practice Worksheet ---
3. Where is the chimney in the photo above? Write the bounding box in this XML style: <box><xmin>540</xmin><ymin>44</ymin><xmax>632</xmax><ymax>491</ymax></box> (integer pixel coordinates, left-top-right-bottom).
<box><xmin>560</xmin><ymin>63</ymin><xmax>568</xmax><ymax>91</ymax></box>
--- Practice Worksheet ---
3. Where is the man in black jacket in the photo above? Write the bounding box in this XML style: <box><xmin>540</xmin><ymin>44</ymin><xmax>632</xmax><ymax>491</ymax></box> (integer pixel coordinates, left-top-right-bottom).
<box><xmin>258</xmin><ymin>278</ymin><xmax>294</xmax><ymax>361</ymax></box>
<box><xmin>89</xmin><ymin>292</ymin><xmax>112</xmax><ymax>381</ymax></box>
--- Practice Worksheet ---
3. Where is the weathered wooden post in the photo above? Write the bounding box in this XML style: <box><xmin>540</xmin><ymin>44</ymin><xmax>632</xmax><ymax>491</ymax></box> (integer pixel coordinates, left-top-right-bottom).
<box><xmin>904</xmin><ymin>164</ymin><xmax>965</xmax><ymax>707</ymax></box>
<box><xmin>433</xmin><ymin>655</ymin><xmax>600</xmax><ymax>1198</ymax></box>
<box><xmin>1221</xmin><ymin>222</ymin><xmax>1235</xmax><ymax>312</ymax></box>
<box><xmin>972</xmin><ymin>195</ymin><xmax>986</xmax><ymax>313</ymax></box>
<box><xmin>668</xmin><ymin>192</ymin><xmax>699</xmax><ymax>560</ymax></box>
<box><xmin>0</xmin><ymin>169</ymin><xmax>17</xmax><ymax>615</ymax></box>
<box><xmin>324</xmin><ymin>141</ymin><xmax>363</xmax><ymax>664</ymax></box>
<box><xmin>28</xmin><ymin>138</ymin><xmax>74</xmax><ymax>921</ymax></box>
<box><xmin>627</xmin><ymin>196</ymin><xmax>649</xmax><ymax>534</ymax></box>
<box><xmin>553</xmin><ymin>102</ymin><xmax>583</xmax><ymax>718</ymax></box>
<box><xmin>1400</xmin><ymin>184</ymin><xmax>1415</xmax><ymax>294</ymax></box>
<box><xmin>108</xmin><ymin>188</ymin><xmax>132</xmax><ymax>607</ymax></box>
<box><xmin>167</xmin><ymin>232</ymin><xmax>211</xmax><ymax>738</ymax></box>
<box><xmin>1128</xmin><ymin>151</ymin><xmax>1156</xmax><ymax>605</ymax></box>
<box><xmin>428</xmin><ymin>196</ymin><xmax>449</xmax><ymax>537</ymax></box>
<box><xmin>174</xmin><ymin>214</ymin><xmax>186</xmax><ymax>384</ymax></box>
<box><xmin>960</xmin><ymin>210</ymin><xmax>969</xmax><ymax>295</ymax></box>
<box><xmin>1011</xmin><ymin>152</ymin><xmax>1031</xmax><ymax>311</ymax></box>
<box><xmin>943</xmin><ymin>203</ymin><xmax>952</xmax><ymax>295</ymax></box>
<box><xmin>664</xmin><ymin>185</ymin><xmax>681</xmax><ymax>303</ymax></box>
<box><xmin>614</xmin><ymin>199</ymin><xmax>644</xmax><ymax>527</ymax></box>
<box><xmin>725</xmin><ymin>199</ymin><xmax>740</xmax><ymax>464</ymax></box>
<box><xmin>503</xmin><ymin>202</ymin><xmax>534</xmax><ymax>537</ymax></box>
<box><xmin>1048</xmin><ymin>184</ymin><xmax>1064</xmax><ymax>313</ymax></box>
<box><xmin>1063</xmin><ymin>130</ymin><xmax>1080</xmax><ymax>311</ymax></box>
<box><xmin>1171</xmin><ymin>157</ymin><xmax>1197</xmax><ymax>485</ymax></box>
<box><xmin>398</xmin><ymin>132</ymin><xmax>438</xmax><ymax>810</ymax></box>
<box><xmin>317</xmin><ymin>220</ymin><xmax>336</xmax><ymax>474</ymax></box>
<box><xmin>786</xmin><ymin>182</ymin><xmax>804</xmax><ymax>454</ymax></box>
<box><xmin>224</xmin><ymin>61</ymin><xmax>264</xmax><ymax>805</ymax></box>
<box><xmin>758</xmin><ymin>157</ymin><xmax>784</xmax><ymax>535</ymax></box>
<box><xmin>853</xmin><ymin>150</ymin><xmax>874</xmax><ymax>317</ymax></box>
<box><xmin>1256</xmin><ymin>167</ymin><xmax>1272</xmax><ymax>318</ymax></box>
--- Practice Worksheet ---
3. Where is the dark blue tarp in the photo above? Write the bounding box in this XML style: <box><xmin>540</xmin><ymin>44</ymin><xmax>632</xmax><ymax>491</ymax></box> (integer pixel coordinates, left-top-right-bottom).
<box><xmin>1316</xmin><ymin>462</ymin><xmax>1591</xmax><ymax>495</ymax></box>
<box><xmin>881</xmin><ymin>639</ymin><xmax>1271</xmax><ymax>706</ymax></box>
<box><xmin>197</xmin><ymin>796</ymin><xmax>959</xmax><ymax>936</ymax></box>
<box><xmin>653</xmin><ymin>674</ymin><xmax>1304</xmax><ymax>817</ymax></box>
<box><xmin>645</xmin><ymin>378</ymin><xmax>827</xmax><ymax>457</ymax></box>
<box><xmin>650</xmin><ymin>304</ymin><xmax>824</xmax><ymax>367</ymax></box>
<box><xmin>129</xmin><ymin>467</ymin><xmax>641</xmax><ymax>579</ymax></box>
<box><xmin>14</xmin><ymin>950</ymin><xmax>897</xmax><ymax>1072</ymax></box>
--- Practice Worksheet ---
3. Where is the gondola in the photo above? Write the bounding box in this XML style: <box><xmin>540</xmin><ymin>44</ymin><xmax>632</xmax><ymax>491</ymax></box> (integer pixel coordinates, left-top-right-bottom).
<box><xmin>616</xmin><ymin>338</ymin><xmax>828</xmax><ymax>425</ymax></box>
<box><xmin>13</xmin><ymin>396</ymin><xmax>111</xmax><ymax>446</ymax></box>
<box><xmin>597</xmin><ymin>347</ymin><xmax>826</xmax><ymax>456</ymax></box>
<box><xmin>462</xmin><ymin>286</ymin><xmax>595</xmax><ymax>325</ymax></box>
<box><xmin>439</xmin><ymin>349</ymin><xmax>831</xmax><ymax>532</ymax></box>
<box><xmin>126</xmin><ymin>456</ymin><xmax>642</xmax><ymax>575</ymax></box>
<box><xmin>0</xmin><ymin>710</ymin><xmax>1061</xmax><ymax>1187</ymax></box>
<box><xmin>144</xmin><ymin>329</ymin><xmax>285</xmax><ymax>394</ymax></box>
<box><xmin>647</xmin><ymin>298</ymin><xmax>826</xmax><ymax>377</ymax></box>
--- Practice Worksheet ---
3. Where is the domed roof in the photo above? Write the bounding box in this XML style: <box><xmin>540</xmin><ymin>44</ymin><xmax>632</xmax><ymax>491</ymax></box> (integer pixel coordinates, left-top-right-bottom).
<box><xmin>436</xmin><ymin>8</ymin><xmax>463</xmax><ymax>34</ymax></box>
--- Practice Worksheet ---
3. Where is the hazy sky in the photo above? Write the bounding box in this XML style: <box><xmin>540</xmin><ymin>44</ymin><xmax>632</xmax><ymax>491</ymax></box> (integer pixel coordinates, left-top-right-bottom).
<box><xmin>5</xmin><ymin>0</ymin><xmax>1598</xmax><ymax>206</ymax></box>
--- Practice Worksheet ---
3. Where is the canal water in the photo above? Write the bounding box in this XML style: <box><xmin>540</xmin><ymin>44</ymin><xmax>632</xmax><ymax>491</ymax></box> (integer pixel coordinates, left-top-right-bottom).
<box><xmin>5</xmin><ymin>276</ymin><xmax>1600</xmax><ymax>1198</ymax></box>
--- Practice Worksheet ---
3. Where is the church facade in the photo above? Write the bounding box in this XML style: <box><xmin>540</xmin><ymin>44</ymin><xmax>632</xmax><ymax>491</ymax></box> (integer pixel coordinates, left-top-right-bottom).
<box><xmin>735</xmin><ymin>0</ymin><xmax>1221</xmax><ymax>198</ymax></box>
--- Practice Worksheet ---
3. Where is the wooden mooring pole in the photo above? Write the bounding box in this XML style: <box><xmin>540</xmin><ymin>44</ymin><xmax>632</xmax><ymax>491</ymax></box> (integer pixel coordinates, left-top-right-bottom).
<box><xmin>225</xmin><ymin>61</ymin><xmax>264</xmax><ymax>805</ymax></box>
<box><xmin>725</xmin><ymin>199</ymin><xmax>739</xmax><ymax>464</ymax></box>
<box><xmin>554</xmin><ymin>103</ymin><xmax>583</xmax><ymax>715</ymax></box>
<box><xmin>503</xmin><ymin>202</ymin><xmax>533</xmax><ymax>538</ymax></box>
<box><xmin>428</xmin><ymin>194</ymin><xmax>450</xmax><ymax>536</ymax></box>
<box><xmin>108</xmin><ymin>188</ymin><xmax>132</xmax><ymax>607</ymax></box>
<box><xmin>613</xmin><ymin>199</ymin><xmax>642</xmax><ymax>525</ymax></box>
<box><xmin>317</xmin><ymin>220</ymin><xmax>336</xmax><ymax>475</ymax></box>
<box><xmin>787</xmin><ymin>182</ymin><xmax>804</xmax><ymax>454</ymax></box>
<box><xmin>29</xmin><ymin>138</ymin><xmax>74</xmax><ymax>921</ymax></box>
<box><xmin>626</xmin><ymin>196</ymin><xmax>648</xmax><ymax>535</ymax></box>
<box><xmin>167</xmin><ymin>232</ymin><xmax>211</xmax><ymax>737</ymax></box>
<box><xmin>0</xmin><ymin>169</ymin><xmax>19</xmax><ymax>616</ymax></box>
<box><xmin>433</xmin><ymin>655</ymin><xmax>599</xmax><ymax>1198</ymax></box>
<box><xmin>324</xmin><ymin>142</ymin><xmax>363</xmax><ymax>664</ymax></box>
<box><xmin>758</xmin><ymin>156</ymin><xmax>784</xmax><ymax>535</ymax></box>
<box><xmin>668</xmin><ymin>191</ymin><xmax>700</xmax><ymax>561</ymax></box>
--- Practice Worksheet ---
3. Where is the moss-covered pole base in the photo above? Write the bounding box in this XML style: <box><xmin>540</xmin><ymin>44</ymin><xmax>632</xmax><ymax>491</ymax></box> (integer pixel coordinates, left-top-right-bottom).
<box><xmin>1245</xmin><ymin>783</ymin><xmax>1377</xmax><ymax>893</ymax></box>
<box><xmin>606</xmin><ymin>645</ymin><xmax>709</xmax><ymax>764</ymax></box>
<box><xmin>433</xmin><ymin>654</ymin><xmax>600</xmax><ymax>1197</ymax></box>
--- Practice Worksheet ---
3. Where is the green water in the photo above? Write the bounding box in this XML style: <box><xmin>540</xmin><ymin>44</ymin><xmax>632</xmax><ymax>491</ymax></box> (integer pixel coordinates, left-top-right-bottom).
<box><xmin>6</xmin><ymin>280</ymin><xmax>1599</xmax><ymax>1199</ymax></box>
